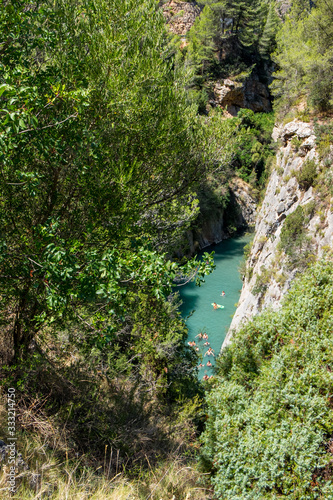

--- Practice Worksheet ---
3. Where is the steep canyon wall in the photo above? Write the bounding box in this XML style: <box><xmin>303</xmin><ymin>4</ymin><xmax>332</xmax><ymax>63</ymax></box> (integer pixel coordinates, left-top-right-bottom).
<box><xmin>223</xmin><ymin>120</ymin><xmax>333</xmax><ymax>347</ymax></box>
<box><xmin>187</xmin><ymin>178</ymin><xmax>257</xmax><ymax>254</ymax></box>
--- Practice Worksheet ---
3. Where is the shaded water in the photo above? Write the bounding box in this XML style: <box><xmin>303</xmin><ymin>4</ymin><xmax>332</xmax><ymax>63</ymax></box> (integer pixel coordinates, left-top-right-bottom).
<box><xmin>179</xmin><ymin>233</ymin><xmax>252</xmax><ymax>378</ymax></box>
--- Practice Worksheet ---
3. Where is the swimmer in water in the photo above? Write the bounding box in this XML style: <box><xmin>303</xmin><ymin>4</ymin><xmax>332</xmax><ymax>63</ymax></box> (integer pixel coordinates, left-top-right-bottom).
<box><xmin>203</xmin><ymin>341</ymin><xmax>210</xmax><ymax>346</ymax></box>
<box><xmin>212</xmin><ymin>302</ymin><xmax>218</xmax><ymax>309</ymax></box>
<box><xmin>205</xmin><ymin>347</ymin><xmax>215</xmax><ymax>357</ymax></box>
<box><xmin>195</xmin><ymin>333</ymin><xmax>203</xmax><ymax>339</ymax></box>
<box><xmin>207</xmin><ymin>361</ymin><xmax>212</xmax><ymax>367</ymax></box>
<box><xmin>221</xmin><ymin>291</ymin><xmax>225</xmax><ymax>297</ymax></box>
<box><xmin>198</xmin><ymin>363</ymin><xmax>204</xmax><ymax>368</ymax></box>
<box><xmin>195</xmin><ymin>347</ymin><xmax>199</xmax><ymax>351</ymax></box>
<box><xmin>203</xmin><ymin>333</ymin><xmax>208</xmax><ymax>340</ymax></box>
<box><xmin>203</xmin><ymin>374</ymin><xmax>209</xmax><ymax>381</ymax></box>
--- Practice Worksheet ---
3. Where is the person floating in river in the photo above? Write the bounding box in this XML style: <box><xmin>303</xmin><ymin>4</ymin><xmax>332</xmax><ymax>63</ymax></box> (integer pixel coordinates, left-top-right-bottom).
<box><xmin>202</xmin><ymin>333</ymin><xmax>208</xmax><ymax>340</ymax></box>
<box><xmin>212</xmin><ymin>302</ymin><xmax>218</xmax><ymax>309</ymax></box>
<box><xmin>203</xmin><ymin>374</ymin><xmax>209</xmax><ymax>381</ymax></box>
<box><xmin>221</xmin><ymin>291</ymin><xmax>226</xmax><ymax>297</ymax></box>
<box><xmin>205</xmin><ymin>347</ymin><xmax>215</xmax><ymax>357</ymax></box>
<box><xmin>198</xmin><ymin>363</ymin><xmax>204</xmax><ymax>368</ymax></box>
<box><xmin>203</xmin><ymin>341</ymin><xmax>210</xmax><ymax>346</ymax></box>
<box><xmin>195</xmin><ymin>332</ymin><xmax>203</xmax><ymax>339</ymax></box>
<box><xmin>207</xmin><ymin>360</ymin><xmax>212</xmax><ymax>367</ymax></box>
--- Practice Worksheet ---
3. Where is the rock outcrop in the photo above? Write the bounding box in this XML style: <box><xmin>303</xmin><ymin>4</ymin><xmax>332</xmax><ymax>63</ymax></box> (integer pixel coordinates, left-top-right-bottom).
<box><xmin>223</xmin><ymin>120</ymin><xmax>333</xmax><ymax>347</ymax></box>
<box><xmin>212</xmin><ymin>75</ymin><xmax>272</xmax><ymax>115</ymax></box>
<box><xmin>187</xmin><ymin>207</ymin><xmax>228</xmax><ymax>254</ymax></box>
<box><xmin>188</xmin><ymin>178</ymin><xmax>257</xmax><ymax>254</ymax></box>
<box><xmin>161</xmin><ymin>1</ymin><xmax>201</xmax><ymax>37</ymax></box>
<box><xmin>276</xmin><ymin>0</ymin><xmax>292</xmax><ymax>17</ymax></box>
<box><xmin>229</xmin><ymin>178</ymin><xmax>257</xmax><ymax>226</ymax></box>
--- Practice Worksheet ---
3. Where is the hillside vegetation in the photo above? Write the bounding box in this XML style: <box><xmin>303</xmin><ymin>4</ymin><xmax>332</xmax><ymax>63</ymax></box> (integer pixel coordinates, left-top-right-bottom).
<box><xmin>202</xmin><ymin>260</ymin><xmax>333</xmax><ymax>498</ymax></box>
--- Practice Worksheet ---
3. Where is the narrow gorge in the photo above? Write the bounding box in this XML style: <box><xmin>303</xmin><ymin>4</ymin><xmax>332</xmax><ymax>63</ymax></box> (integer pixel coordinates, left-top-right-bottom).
<box><xmin>2</xmin><ymin>1</ymin><xmax>333</xmax><ymax>499</ymax></box>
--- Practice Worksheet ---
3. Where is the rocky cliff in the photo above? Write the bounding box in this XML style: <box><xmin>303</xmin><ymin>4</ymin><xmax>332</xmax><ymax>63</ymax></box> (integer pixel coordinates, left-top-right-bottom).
<box><xmin>212</xmin><ymin>76</ymin><xmax>272</xmax><ymax>116</ymax></box>
<box><xmin>223</xmin><ymin>120</ymin><xmax>333</xmax><ymax>347</ymax></box>
<box><xmin>161</xmin><ymin>1</ymin><xmax>201</xmax><ymax>37</ymax></box>
<box><xmin>187</xmin><ymin>177</ymin><xmax>257</xmax><ymax>254</ymax></box>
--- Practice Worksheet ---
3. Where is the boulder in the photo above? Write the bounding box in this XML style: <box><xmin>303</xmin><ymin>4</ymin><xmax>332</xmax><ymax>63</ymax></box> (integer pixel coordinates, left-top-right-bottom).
<box><xmin>162</xmin><ymin>1</ymin><xmax>201</xmax><ymax>36</ymax></box>
<box><xmin>281</xmin><ymin>121</ymin><xmax>313</xmax><ymax>144</ymax></box>
<box><xmin>299</xmin><ymin>135</ymin><xmax>316</xmax><ymax>156</ymax></box>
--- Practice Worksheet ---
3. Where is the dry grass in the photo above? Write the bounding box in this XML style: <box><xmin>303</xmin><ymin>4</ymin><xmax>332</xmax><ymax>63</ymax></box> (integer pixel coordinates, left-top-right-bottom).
<box><xmin>0</xmin><ymin>387</ymin><xmax>212</xmax><ymax>500</ymax></box>
<box><xmin>0</xmin><ymin>435</ymin><xmax>212</xmax><ymax>499</ymax></box>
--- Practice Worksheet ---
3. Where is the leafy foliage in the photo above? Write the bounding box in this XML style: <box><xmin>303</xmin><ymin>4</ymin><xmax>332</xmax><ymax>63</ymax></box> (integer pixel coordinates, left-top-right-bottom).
<box><xmin>228</xmin><ymin>109</ymin><xmax>275</xmax><ymax>184</ymax></box>
<box><xmin>0</xmin><ymin>0</ymin><xmax>223</xmax><ymax>474</ymax></box>
<box><xmin>271</xmin><ymin>0</ymin><xmax>333</xmax><ymax>113</ymax></box>
<box><xmin>0</xmin><ymin>0</ymin><xmax>216</xmax><ymax>365</ymax></box>
<box><xmin>201</xmin><ymin>260</ymin><xmax>333</xmax><ymax>499</ymax></box>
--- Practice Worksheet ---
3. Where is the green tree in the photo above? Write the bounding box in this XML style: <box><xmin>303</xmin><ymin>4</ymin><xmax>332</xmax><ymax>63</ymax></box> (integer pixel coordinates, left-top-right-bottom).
<box><xmin>0</xmin><ymin>0</ymin><xmax>215</xmax><ymax>368</ymax></box>
<box><xmin>186</xmin><ymin>0</ymin><xmax>279</xmax><ymax>76</ymax></box>
<box><xmin>271</xmin><ymin>0</ymin><xmax>333</xmax><ymax>112</ymax></box>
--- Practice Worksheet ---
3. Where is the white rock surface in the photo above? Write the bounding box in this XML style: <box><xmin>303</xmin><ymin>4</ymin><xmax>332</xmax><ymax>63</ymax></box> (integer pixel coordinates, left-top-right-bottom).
<box><xmin>223</xmin><ymin>120</ymin><xmax>333</xmax><ymax>348</ymax></box>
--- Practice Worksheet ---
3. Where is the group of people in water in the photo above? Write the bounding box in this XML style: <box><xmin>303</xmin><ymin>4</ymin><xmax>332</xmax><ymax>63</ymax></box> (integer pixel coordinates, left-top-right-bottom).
<box><xmin>187</xmin><ymin>292</ymin><xmax>227</xmax><ymax>379</ymax></box>
<box><xmin>198</xmin><ymin>360</ymin><xmax>212</xmax><ymax>368</ymax></box>
<box><xmin>188</xmin><ymin>336</ymin><xmax>215</xmax><ymax>357</ymax></box>
<box><xmin>187</xmin><ymin>330</ymin><xmax>216</xmax><ymax>373</ymax></box>
<box><xmin>195</xmin><ymin>332</ymin><xmax>209</xmax><ymax>340</ymax></box>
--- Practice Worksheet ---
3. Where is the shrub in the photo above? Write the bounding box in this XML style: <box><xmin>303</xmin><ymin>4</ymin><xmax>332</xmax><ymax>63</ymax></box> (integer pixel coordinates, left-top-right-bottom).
<box><xmin>201</xmin><ymin>261</ymin><xmax>333</xmax><ymax>499</ymax></box>
<box><xmin>280</xmin><ymin>205</ymin><xmax>306</xmax><ymax>255</ymax></box>
<box><xmin>291</xmin><ymin>136</ymin><xmax>303</xmax><ymax>151</ymax></box>
<box><xmin>252</xmin><ymin>266</ymin><xmax>270</xmax><ymax>296</ymax></box>
<box><xmin>295</xmin><ymin>159</ymin><xmax>318</xmax><ymax>190</ymax></box>
<box><xmin>279</xmin><ymin>205</ymin><xmax>314</xmax><ymax>269</ymax></box>
<box><xmin>303</xmin><ymin>200</ymin><xmax>316</xmax><ymax>218</ymax></box>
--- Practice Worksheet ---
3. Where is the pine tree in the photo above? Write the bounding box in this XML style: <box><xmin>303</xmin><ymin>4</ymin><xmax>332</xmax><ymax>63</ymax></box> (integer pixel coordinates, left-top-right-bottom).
<box><xmin>258</xmin><ymin>1</ymin><xmax>280</xmax><ymax>56</ymax></box>
<box><xmin>271</xmin><ymin>0</ymin><xmax>333</xmax><ymax>112</ymax></box>
<box><xmin>186</xmin><ymin>0</ymin><xmax>280</xmax><ymax>76</ymax></box>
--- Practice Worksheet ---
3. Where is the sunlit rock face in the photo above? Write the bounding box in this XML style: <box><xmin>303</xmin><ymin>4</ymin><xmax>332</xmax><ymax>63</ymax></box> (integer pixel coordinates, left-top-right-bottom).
<box><xmin>223</xmin><ymin>120</ymin><xmax>333</xmax><ymax>348</ymax></box>
<box><xmin>161</xmin><ymin>1</ymin><xmax>201</xmax><ymax>37</ymax></box>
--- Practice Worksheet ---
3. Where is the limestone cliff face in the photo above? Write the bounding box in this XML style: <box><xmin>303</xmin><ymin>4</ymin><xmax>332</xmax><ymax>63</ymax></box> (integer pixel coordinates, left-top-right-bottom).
<box><xmin>161</xmin><ymin>1</ymin><xmax>201</xmax><ymax>37</ymax></box>
<box><xmin>223</xmin><ymin>120</ymin><xmax>333</xmax><ymax>347</ymax></box>
<box><xmin>187</xmin><ymin>178</ymin><xmax>257</xmax><ymax>254</ymax></box>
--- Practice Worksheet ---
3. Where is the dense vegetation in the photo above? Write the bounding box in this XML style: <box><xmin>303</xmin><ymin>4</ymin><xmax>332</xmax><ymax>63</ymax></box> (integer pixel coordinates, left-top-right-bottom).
<box><xmin>0</xmin><ymin>0</ymin><xmax>219</xmax><ymax>490</ymax></box>
<box><xmin>271</xmin><ymin>0</ymin><xmax>333</xmax><ymax>114</ymax></box>
<box><xmin>201</xmin><ymin>260</ymin><xmax>333</xmax><ymax>499</ymax></box>
<box><xmin>185</xmin><ymin>0</ymin><xmax>279</xmax><ymax>80</ymax></box>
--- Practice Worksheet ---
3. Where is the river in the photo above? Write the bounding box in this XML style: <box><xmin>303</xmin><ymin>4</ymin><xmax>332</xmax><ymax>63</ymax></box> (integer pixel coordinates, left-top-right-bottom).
<box><xmin>179</xmin><ymin>233</ymin><xmax>252</xmax><ymax>378</ymax></box>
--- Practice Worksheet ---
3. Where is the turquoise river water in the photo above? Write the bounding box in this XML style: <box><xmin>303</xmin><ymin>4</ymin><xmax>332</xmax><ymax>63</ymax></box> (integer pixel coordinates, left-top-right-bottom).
<box><xmin>179</xmin><ymin>233</ymin><xmax>252</xmax><ymax>378</ymax></box>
